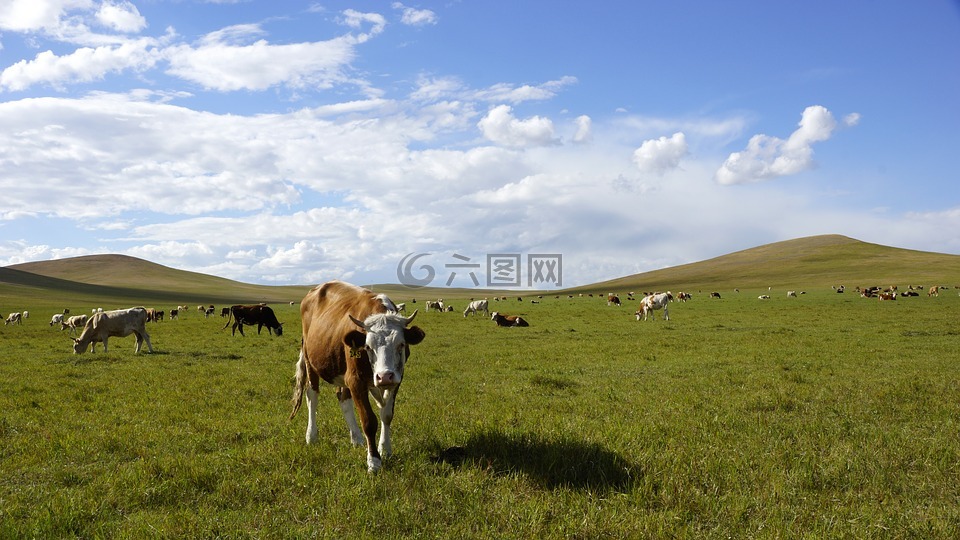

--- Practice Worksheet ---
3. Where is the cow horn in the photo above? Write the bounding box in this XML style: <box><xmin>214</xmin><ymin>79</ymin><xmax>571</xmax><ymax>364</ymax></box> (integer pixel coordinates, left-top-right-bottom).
<box><xmin>404</xmin><ymin>310</ymin><xmax>418</xmax><ymax>325</ymax></box>
<box><xmin>348</xmin><ymin>314</ymin><xmax>366</xmax><ymax>329</ymax></box>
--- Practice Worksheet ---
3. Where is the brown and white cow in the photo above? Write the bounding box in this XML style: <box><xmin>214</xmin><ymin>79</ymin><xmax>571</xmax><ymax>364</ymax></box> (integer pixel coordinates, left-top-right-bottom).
<box><xmin>607</xmin><ymin>295</ymin><xmax>621</xmax><ymax>306</ymax></box>
<box><xmin>60</xmin><ymin>314</ymin><xmax>88</xmax><ymax>334</ymax></box>
<box><xmin>491</xmin><ymin>311</ymin><xmax>529</xmax><ymax>327</ymax></box>
<box><xmin>222</xmin><ymin>304</ymin><xmax>283</xmax><ymax>336</ymax></box>
<box><xmin>72</xmin><ymin>307</ymin><xmax>153</xmax><ymax>354</ymax></box>
<box><xmin>290</xmin><ymin>281</ymin><xmax>425</xmax><ymax>473</ymax></box>
<box><xmin>636</xmin><ymin>292</ymin><xmax>673</xmax><ymax>321</ymax></box>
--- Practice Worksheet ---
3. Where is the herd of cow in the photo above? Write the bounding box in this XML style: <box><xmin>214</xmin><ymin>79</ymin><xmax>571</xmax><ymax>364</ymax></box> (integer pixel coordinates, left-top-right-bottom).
<box><xmin>3</xmin><ymin>280</ymin><xmax>955</xmax><ymax>473</ymax></box>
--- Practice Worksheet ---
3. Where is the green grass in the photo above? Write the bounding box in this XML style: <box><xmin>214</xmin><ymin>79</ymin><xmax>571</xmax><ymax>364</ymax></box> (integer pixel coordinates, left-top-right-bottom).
<box><xmin>1</xmin><ymin>287</ymin><xmax>959</xmax><ymax>537</ymax></box>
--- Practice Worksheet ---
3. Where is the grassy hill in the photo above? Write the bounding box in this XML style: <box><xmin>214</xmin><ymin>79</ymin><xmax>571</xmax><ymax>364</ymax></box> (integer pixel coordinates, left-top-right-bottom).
<box><xmin>576</xmin><ymin>234</ymin><xmax>960</xmax><ymax>295</ymax></box>
<box><xmin>1</xmin><ymin>254</ymin><xmax>310</xmax><ymax>307</ymax></box>
<box><xmin>2</xmin><ymin>235</ymin><xmax>958</xmax><ymax>306</ymax></box>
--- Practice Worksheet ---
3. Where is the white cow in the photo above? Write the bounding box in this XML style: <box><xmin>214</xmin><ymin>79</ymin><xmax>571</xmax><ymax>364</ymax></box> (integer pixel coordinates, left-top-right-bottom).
<box><xmin>4</xmin><ymin>312</ymin><xmax>22</xmax><ymax>325</ymax></box>
<box><xmin>636</xmin><ymin>292</ymin><xmax>673</xmax><ymax>321</ymax></box>
<box><xmin>463</xmin><ymin>299</ymin><xmax>489</xmax><ymax>317</ymax></box>
<box><xmin>50</xmin><ymin>313</ymin><xmax>65</xmax><ymax>326</ymax></box>
<box><xmin>72</xmin><ymin>307</ymin><xmax>153</xmax><ymax>354</ymax></box>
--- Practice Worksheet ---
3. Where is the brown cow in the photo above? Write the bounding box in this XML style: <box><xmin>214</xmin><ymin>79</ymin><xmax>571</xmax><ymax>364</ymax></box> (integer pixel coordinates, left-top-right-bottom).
<box><xmin>290</xmin><ymin>281</ymin><xmax>425</xmax><ymax>473</ymax></box>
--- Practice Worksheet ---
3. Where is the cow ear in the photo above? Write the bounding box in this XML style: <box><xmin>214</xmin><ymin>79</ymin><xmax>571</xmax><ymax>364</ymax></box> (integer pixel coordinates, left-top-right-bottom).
<box><xmin>404</xmin><ymin>326</ymin><xmax>425</xmax><ymax>345</ymax></box>
<box><xmin>344</xmin><ymin>330</ymin><xmax>366</xmax><ymax>350</ymax></box>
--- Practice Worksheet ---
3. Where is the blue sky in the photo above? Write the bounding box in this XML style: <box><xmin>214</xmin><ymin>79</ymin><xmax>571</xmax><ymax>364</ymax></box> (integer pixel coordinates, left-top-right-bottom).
<box><xmin>0</xmin><ymin>1</ymin><xmax>958</xmax><ymax>289</ymax></box>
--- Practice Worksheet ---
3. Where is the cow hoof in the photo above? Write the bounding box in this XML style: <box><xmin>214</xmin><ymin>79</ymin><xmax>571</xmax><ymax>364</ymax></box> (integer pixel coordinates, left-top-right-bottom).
<box><xmin>367</xmin><ymin>456</ymin><xmax>382</xmax><ymax>473</ymax></box>
<box><xmin>306</xmin><ymin>430</ymin><xmax>318</xmax><ymax>445</ymax></box>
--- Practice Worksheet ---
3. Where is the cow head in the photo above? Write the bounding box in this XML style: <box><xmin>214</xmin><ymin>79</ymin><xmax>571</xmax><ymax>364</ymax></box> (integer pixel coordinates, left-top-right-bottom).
<box><xmin>346</xmin><ymin>310</ymin><xmax>424</xmax><ymax>388</ymax></box>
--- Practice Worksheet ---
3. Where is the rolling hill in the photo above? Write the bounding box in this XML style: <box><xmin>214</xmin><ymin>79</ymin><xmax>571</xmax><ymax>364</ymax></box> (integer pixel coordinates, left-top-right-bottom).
<box><xmin>2</xmin><ymin>235</ymin><xmax>958</xmax><ymax>306</ymax></box>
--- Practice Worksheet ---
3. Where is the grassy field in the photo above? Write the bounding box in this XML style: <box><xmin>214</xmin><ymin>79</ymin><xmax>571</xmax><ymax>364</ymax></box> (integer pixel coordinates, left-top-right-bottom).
<box><xmin>1</xmin><ymin>284</ymin><xmax>958</xmax><ymax>538</ymax></box>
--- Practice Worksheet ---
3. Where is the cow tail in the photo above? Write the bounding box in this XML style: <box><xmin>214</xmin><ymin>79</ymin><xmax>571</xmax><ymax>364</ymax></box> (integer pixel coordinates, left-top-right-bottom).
<box><xmin>221</xmin><ymin>308</ymin><xmax>233</xmax><ymax>331</ymax></box>
<box><xmin>289</xmin><ymin>341</ymin><xmax>308</xmax><ymax>419</ymax></box>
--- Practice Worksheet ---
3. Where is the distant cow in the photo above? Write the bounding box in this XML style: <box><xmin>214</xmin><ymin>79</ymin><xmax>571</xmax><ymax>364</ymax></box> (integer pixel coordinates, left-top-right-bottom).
<box><xmin>878</xmin><ymin>292</ymin><xmax>897</xmax><ymax>301</ymax></box>
<box><xmin>222</xmin><ymin>304</ymin><xmax>283</xmax><ymax>336</ymax></box>
<box><xmin>221</xmin><ymin>307</ymin><xmax>231</xmax><ymax>317</ymax></box>
<box><xmin>928</xmin><ymin>286</ymin><xmax>940</xmax><ymax>297</ymax></box>
<box><xmin>636</xmin><ymin>292</ymin><xmax>672</xmax><ymax>321</ymax></box>
<box><xmin>72</xmin><ymin>307</ymin><xmax>153</xmax><ymax>354</ymax></box>
<box><xmin>758</xmin><ymin>295</ymin><xmax>770</xmax><ymax>300</ymax></box>
<box><xmin>170</xmin><ymin>309</ymin><xmax>179</xmax><ymax>320</ymax></box>
<box><xmin>4</xmin><ymin>312</ymin><xmax>22</xmax><ymax>325</ymax></box>
<box><xmin>205</xmin><ymin>307</ymin><xmax>215</xmax><ymax>317</ymax></box>
<box><xmin>710</xmin><ymin>292</ymin><xmax>722</xmax><ymax>299</ymax></box>
<box><xmin>787</xmin><ymin>291</ymin><xmax>797</xmax><ymax>298</ymax></box>
<box><xmin>290</xmin><ymin>280</ymin><xmax>425</xmax><ymax>473</ymax></box>
<box><xmin>60</xmin><ymin>314</ymin><xmax>88</xmax><ymax>334</ymax></box>
<box><xmin>491</xmin><ymin>312</ymin><xmax>529</xmax><ymax>327</ymax></box>
<box><xmin>676</xmin><ymin>292</ymin><xmax>691</xmax><ymax>302</ymax></box>
<box><xmin>463</xmin><ymin>299</ymin><xmax>489</xmax><ymax>317</ymax></box>
<box><xmin>50</xmin><ymin>313</ymin><xmax>64</xmax><ymax>326</ymax></box>
<box><xmin>607</xmin><ymin>295</ymin><xmax>621</xmax><ymax>306</ymax></box>
<box><xmin>425</xmin><ymin>300</ymin><xmax>444</xmax><ymax>312</ymax></box>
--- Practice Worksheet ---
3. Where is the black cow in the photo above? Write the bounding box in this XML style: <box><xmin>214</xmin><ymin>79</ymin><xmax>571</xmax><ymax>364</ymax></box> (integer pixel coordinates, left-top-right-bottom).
<box><xmin>222</xmin><ymin>304</ymin><xmax>284</xmax><ymax>336</ymax></box>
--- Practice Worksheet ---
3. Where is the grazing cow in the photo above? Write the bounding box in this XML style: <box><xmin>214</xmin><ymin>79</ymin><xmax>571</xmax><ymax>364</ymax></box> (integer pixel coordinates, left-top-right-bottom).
<box><xmin>204</xmin><ymin>307</ymin><xmax>215</xmax><ymax>317</ymax></box>
<box><xmin>155</xmin><ymin>310</ymin><xmax>164</xmax><ymax>322</ymax></box>
<box><xmin>145</xmin><ymin>308</ymin><xmax>157</xmax><ymax>322</ymax></box>
<box><xmin>676</xmin><ymin>292</ymin><xmax>691</xmax><ymax>302</ymax></box>
<box><xmin>425</xmin><ymin>300</ymin><xmax>444</xmax><ymax>312</ymax></box>
<box><xmin>636</xmin><ymin>292</ymin><xmax>672</xmax><ymax>321</ymax></box>
<box><xmin>607</xmin><ymin>295</ymin><xmax>621</xmax><ymax>306</ymax></box>
<box><xmin>463</xmin><ymin>299</ymin><xmax>489</xmax><ymax>317</ymax></box>
<box><xmin>221</xmin><ymin>307</ymin><xmax>231</xmax><ymax>317</ymax></box>
<box><xmin>4</xmin><ymin>312</ymin><xmax>22</xmax><ymax>325</ymax></box>
<box><xmin>170</xmin><ymin>309</ymin><xmax>179</xmax><ymax>320</ymax></box>
<box><xmin>491</xmin><ymin>312</ymin><xmax>529</xmax><ymax>327</ymax></box>
<box><xmin>710</xmin><ymin>292</ymin><xmax>722</xmax><ymax>299</ymax></box>
<box><xmin>22</xmin><ymin>311</ymin><xmax>28</xmax><ymax>319</ymax></box>
<box><xmin>222</xmin><ymin>304</ymin><xmax>284</xmax><ymax>336</ymax></box>
<box><xmin>787</xmin><ymin>291</ymin><xmax>797</xmax><ymax>298</ymax></box>
<box><xmin>72</xmin><ymin>307</ymin><xmax>153</xmax><ymax>354</ymax></box>
<box><xmin>928</xmin><ymin>286</ymin><xmax>940</xmax><ymax>297</ymax></box>
<box><xmin>60</xmin><ymin>314</ymin><xmax>88</xmax><ymax>334</ymax></box>
<box><xmin>50</xmin><ymin>313</ymin><xmax>64</xmax><ymax>326</ymax></box>
<box><xmin>290</xmin><ymin>281</ymin><xmax>425</xmax><ymax>473</ymax></box>
<box><xmin>878</xmin><ymin>292</ymin><xmax>897</xmax><ymax>301</ymax></box>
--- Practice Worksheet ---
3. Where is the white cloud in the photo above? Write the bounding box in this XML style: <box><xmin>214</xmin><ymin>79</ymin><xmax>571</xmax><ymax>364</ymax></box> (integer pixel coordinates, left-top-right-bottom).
<box><xmin>714</xmin><ymin>105</ymin><xmax>848</xmax><ymax>185</ymax></box>
<box><xmin>572</xmin><ymin>115</ymin><xmax>592</xmax><ymax>144</ymax></box>
<box><xmin>392</xmin><ymin>2</ymin><xmax>437</xmax><ymax>26</ymax></box>
<box><xmin>0</xmin><ymin>0</ymin><xmax>91</xmax><ymax>33</ymax></box>
<box><xmin>0</xmin><ymin>39</ymin><xmax>160</xmax><ymax>91</ymax></box>
<box><xmin>165</xmin><ymin>33</ymin><xmax>356</xmax><ymax>92</ymax></box>
<box><xmin>96</xmin><ymin>0</ymin><xmax>146</xmax><ymax>33</ymax></box>
<box><xmin>478</xmin><ymin>104</ymin><xmax>559</xmax><ymax>148</ymax></box>
<box><xmin>633</xmin><ymin>132</ymin><xmax>687</xmax><ymax>175</ymax></box>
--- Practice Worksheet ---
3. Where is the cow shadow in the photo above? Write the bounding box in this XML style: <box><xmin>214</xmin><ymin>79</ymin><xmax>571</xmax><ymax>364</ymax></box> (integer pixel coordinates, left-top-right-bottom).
<box><xmin>431</xmin><ymin>429</ymin><xmax>638</xmax><ymax>492</ymax></box>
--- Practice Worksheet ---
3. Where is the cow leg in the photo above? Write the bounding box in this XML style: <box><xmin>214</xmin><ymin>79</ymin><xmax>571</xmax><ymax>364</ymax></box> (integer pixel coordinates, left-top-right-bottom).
<box><xmin>305</xmin><ymin>385</ymin><xmax>319</xmax><ymax>444</ymax></box>
<box><xmin>663</xmin><ymin>306</ymin><xmax>669</xmax><ymax>321</ymax></box>
<box><xmin>350</xmin><ymin>388</ymin><xmax>382</xmax><ymax>472</ymax></box>
<box><xmin>336</xmin><ymin>387</ymin><xmax>365</xmax><ymax>446</ymax></box>
<box><xmin>136</xmin><ymin>331</ymin><xmax>153</xmax><ymax>353</ymax></box>
<box><xmin>372</xmin><ymin>387</ymin><xmax>397</xmax><ymax>459</ymax></box>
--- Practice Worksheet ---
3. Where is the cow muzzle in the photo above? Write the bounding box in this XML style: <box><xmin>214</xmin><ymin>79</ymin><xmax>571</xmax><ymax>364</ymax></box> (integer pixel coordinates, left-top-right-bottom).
<box><xmin>375</xmin><ymin>370</ymin><xmax>400</xmax><ymax>388</ymax></box>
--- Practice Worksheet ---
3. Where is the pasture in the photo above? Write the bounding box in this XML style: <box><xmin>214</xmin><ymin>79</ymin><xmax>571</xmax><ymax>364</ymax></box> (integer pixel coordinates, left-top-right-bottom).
<box><xmin>1</xmin><ymin>288</ymin><xmax>959</xmax><ymax>537</ymax></box>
